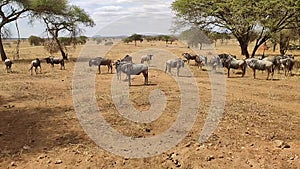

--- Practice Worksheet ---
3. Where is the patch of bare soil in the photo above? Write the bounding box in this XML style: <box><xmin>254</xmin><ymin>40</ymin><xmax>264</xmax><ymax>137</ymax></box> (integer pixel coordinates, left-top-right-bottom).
<box><xmin>0</xmin><ymin>40</ymin><xmax>299</xmax><ymax>169</ymax></box>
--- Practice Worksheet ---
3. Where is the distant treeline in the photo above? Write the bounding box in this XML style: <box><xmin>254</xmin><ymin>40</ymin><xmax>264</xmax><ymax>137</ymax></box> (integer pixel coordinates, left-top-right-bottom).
<box><xmin>28</xmin><ymin>36</ymin><xmax>89</xmax><ymax>46</ymax></box>
<box><xmin>122</xmin><ymin>34</ymin><xmax>178</xmax><ymax>46</ymax></box>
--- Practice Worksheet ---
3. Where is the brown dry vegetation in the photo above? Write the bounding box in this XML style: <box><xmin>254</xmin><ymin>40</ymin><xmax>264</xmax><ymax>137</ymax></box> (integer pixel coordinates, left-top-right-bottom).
<box><xmin>0</xmin><ymin>39</ymin><xmax>300</xmax><ymax>169</ymax></box>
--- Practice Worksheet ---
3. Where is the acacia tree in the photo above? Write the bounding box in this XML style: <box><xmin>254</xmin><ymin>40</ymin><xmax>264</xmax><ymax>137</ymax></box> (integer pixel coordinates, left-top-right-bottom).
<box><xmin>0</xmin><ymin>0</ymin><xmax>30</xmax><ymax>61</ymax></box>
<box><xmin>128</xmin><ymin>34</ymin><xmax>143</xmax><ymax>46</ymax></box>
<box><xmin>0</xmin><ymin>0</ymin><xmax>65</xmax><ymax>61</ymax></box>
<box><xmin>179</xmin><ymin>27</ymin><xmax>211</xmax><ymax>49</ymax></box>
<box><xmin>172</xmin><ymin>0</ymin><xmax>300</xmax><ymax>58</ymax></box>
<box><xmin>33</xmin><ymin>4</ymin><xmax>95</xmax><ymax>59</ymax></box>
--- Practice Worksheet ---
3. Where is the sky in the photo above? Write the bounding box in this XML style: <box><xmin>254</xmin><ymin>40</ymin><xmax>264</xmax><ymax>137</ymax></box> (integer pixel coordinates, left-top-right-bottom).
<box><xmin>8</xmin><ymin>0</ymin><xmax>176</xmax><ymax>38</ymax></box>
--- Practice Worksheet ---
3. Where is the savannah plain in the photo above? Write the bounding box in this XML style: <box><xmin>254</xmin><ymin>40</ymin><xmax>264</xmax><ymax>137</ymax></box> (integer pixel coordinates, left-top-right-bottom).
<box><xmin>0</xmin><ymin>39</ymin><xmax>300</xmax><ymax>169</ymax></box>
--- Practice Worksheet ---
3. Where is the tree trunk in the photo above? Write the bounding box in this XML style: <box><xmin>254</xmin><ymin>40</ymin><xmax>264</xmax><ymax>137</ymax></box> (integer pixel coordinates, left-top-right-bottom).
<box><xmin>199</xmin><ymin>43</ymin><xmax>203</xmax><ymax>50</ymax></box>
<box><xmin>238</xmin><ymin>39</ymin><xmax>250</xmax><ymax>58</ymax></box>
<box><xmin>251</xmin><ymin>45</ymin><xmax>260</xmax><ymax>58</ymax></box>
<box><xmin>273</xmin><ymin>43</ymin><xmax>277</xmax><ymax>52</ymax></box>
<box><xmin>54</xmin><ymin>36</ymin><xmax>68</xmax><ymax>60</ymax></box>
<box><xmin>15</xmin><ymin>20</ymin><xmax>20</xmax><ymax>60</ymax></box>
<box><xmin>279</xmin><ymin>32</ymin><xmax>289</xmax><ymax>55</ymax></box>
<box><xmin>0</xmin><ymin>33</ymin><xmax>7</xmax><ymax>61</ymax></box>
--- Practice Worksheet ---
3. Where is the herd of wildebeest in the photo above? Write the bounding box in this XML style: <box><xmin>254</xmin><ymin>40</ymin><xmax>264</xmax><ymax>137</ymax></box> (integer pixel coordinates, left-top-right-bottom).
<box><xmin>3</xmin><ymin>51</ymin><xmax>296</xmax><ymax>86</ymax></box>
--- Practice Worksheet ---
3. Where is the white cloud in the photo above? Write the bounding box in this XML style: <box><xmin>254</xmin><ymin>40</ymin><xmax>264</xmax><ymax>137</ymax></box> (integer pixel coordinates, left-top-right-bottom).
<box><xmin>10</xmin><ymin>0</ymin><xmax>175</xmax><ymax>37</ymax></box>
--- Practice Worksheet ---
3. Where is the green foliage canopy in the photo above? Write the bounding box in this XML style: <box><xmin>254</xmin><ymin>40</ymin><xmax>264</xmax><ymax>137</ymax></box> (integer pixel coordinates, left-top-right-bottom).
<box><xmin>172</xmin><ymin>0</ymin><xmax>300</xmax><ymax>57</ymax></box>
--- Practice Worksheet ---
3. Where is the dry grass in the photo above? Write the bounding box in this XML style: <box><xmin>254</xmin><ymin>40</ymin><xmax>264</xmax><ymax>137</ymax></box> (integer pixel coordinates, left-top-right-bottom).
<box><xmin>0</xmin><ymin>39</ymin><xmax>299</xmax><ymax>169</ymax></box>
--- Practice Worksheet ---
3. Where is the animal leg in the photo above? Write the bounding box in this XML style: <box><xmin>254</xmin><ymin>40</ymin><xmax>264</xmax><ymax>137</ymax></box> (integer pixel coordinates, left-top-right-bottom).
<box><xmin>29</xmin><ymin>66</ymin><xmax>33</xmax><ymax>75</ymax></box>
<box><xmin>142</xmin><ymin>70</ymin><xmax>148</xmax><ymax>85</ymax></box>
<box><xmin>128</xmin><ymin>74</ymin><xmax>131</xmax><ymax>86</ymax></box>
<box><xmin>227</xmin><ymin>68</ymin><xmax>230</xmax><ymax>78</ymax></box>
<box><xmin>242</xmin><ymin>65</ymin><xmax>246</xmax><ymax>77</ymax></box>
<box><xmin>98</xmin><ymin>65</ymin><xmax>101</xmax><ymax>74</ymax></box>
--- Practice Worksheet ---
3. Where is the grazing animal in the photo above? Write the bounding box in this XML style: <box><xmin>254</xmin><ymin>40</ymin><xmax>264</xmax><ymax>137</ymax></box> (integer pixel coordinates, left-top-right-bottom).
<box><xmin>219</xmin><ymin>53</ymin><xmax>237</xmax><ymax>59</ymax></box>
<box><xmin>140</xmin><ymin>54</ymin><xmax>153</xmax><ymax>65</ymax></box>
<box><xmin>29</xmin><ymin>58</ymin><xmax>42</xmax><ymax>75</ymax></box>
<box><xmin>280</xmin><ymin>56</ymin><xmax>295</xmax><ymax>76</ymax></box>
<box><xmin>114</xmin><ymin>60</ymin><xmax>122</xmax><ymax>78</ymax></box>
<box><xmin>194</xmin><ymin>55</ymin><xmax>208</xmax><ymax>69</ymax></box>
<box><xmin>121</xmin><ymin>54</ymin><xmax>133</xmax><ymax>63</ymax></box>
<box><xmin>89</xmin><ymin>57</ymin><xmax>113</xmax><ymax>74</ymax></box>
<box><xmin>4</xmin><ymin>59</ymin><xmax>13</xmax><ymax>73</ymax></box>
<box><xmin>246</xmin><ymin>58</ymin><xmax>274</xmax><ymax>80</ymax></box>
<box><xmin>262</xmin><ymin>56</ymin><xmax>282</xmax><ymax>73</ymax></box>
<box><xmin>182</xmin><ymin>53</ymin><xmax>197</xmax><ymax>64</ymax></box>
<box><xmin>257</xmin><ymin>53</ymin><xmax>266</xmax><ymax>60</ymax></box>
<box><xmin>165</xmin><ymin>58</ymin><xmax>185</xmax><ymax>76</ymax></box>
<box><xmin>221</xmin><ymin>54</ymin><xmax>246</xmax><ymax>77</ymax></box>
<box><xmin>115</xmin><ymin>60</ymin><xmax>148</xmax><ymax>86</ymax></box>
<box><xmin>209</xmin><ymin>55</ymin><xmax>221</xmax><ymax>70</ymax></box>
<box><xmin>45</xmin><ymin>56</ymin><xmax>65</xmax><ymax>70</ymax></box>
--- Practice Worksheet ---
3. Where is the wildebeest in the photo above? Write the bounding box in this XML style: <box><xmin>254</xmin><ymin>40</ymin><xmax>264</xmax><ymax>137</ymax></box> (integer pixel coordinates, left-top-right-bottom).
<box><xmin>218</xmin><ymin>53</ymin><xmax>236</xmax><ymax>59</ymax></box>
<box><xmin>4</xmin><ymin>59</ymin><xmax>13</xmax><ymax>73</ymax></box>
<box><xmin>29</xmin><ymin>58</ymin><xmax>41</xmax><ymax>75</ymax></box>
<box><xmin>279</xmin><ymin>56</ymin><xmax>295</xmax><ymax>76</ymax></box>
<box><xmin>246</xmin><ymin>58</ymin><xmax>274</xmax><ymax>80</ymax></box>
<box><xmin>45</xmin><ymin>56</ymin><xmax>65</xmax><ymax>70</ymax></box>
<box><xmin>115</xmin><ymin>60</ymin><xmax>148</xmax><ymax>86</ymax></box>
<box><xmin>165</xmin><ymin>58</ymin><xmax>185</xmax><ymax>76</ymax></box>
<box><xmin>262</xmin><ymin>55</ymin><xmax>282</xmax><ymax>73</ymax></box>
<box><xmin>121</xmin><ymin>54</ymin><xmax>133</xmax><ymax>63</ymax></box>
<box><xmin>194</xmin><ymin>55</ymin><xmax>208</xmax><ymax>70</ymax></box>
<box><xmin>182</xmin><ymin>53</ymin><xmax>197</xmax><ymax>64</ymax></box>
<box><xmin>209</xmin><ymin>55</ymin><xmax>221</xmax><ymax>70</ymax></box>
<box><xmin>221</xmin><ymin>54</ymin><xmax>246</xmax><ymax>77</ymax></box>
<box><xmin>89</xmin><ymin>57</ymin><xmax>113</xmax><ymax>74</ymax></box>
<box><xmin>140</xmin><ymin>54</ymin><xmax>153</xmax><ymax>65</ymax></box>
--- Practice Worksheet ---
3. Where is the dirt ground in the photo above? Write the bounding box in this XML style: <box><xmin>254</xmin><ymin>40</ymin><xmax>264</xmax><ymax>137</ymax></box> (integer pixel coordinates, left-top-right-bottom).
<box><xmin>0</xmin><ymin>40</ymin><xmax>300</xmax><ymax>169</ymax></box>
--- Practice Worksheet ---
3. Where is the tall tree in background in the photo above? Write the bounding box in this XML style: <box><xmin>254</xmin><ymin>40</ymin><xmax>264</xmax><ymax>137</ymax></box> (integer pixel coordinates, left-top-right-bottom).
<box><xmin>32</xmin><ymin>3</ymin><xmax>95</xmax><ymax>59</ymax></box>
<box><xmin>179</xmin><ymin>27</ymin><xmax>211</xmax><ymax>49</ymax></box>
<box><xmin>172</xmin><ymin>0</ymin><xmax>300</xmax><ymax>58</ymax></box>
<box><xmin>128</xmin><ymin>34</ymin><xmax>143</xmax><ymax>46</ymax></box>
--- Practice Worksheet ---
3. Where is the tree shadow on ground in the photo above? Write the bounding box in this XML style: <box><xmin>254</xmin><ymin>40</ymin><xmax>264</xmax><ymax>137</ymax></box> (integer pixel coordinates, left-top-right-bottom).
<box><xmin>0</xmin><ymin>105</ymin><xmax>90</xmax><ymax>159</ymax></box>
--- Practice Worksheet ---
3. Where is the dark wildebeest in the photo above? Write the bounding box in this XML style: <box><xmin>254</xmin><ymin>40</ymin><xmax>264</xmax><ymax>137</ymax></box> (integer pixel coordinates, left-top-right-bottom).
<box><xmin>246</xmin><ymin>58</ymin><xmax>274</xmax><ymax>80</ymax></box>
<box><xmin>182</xmin><ymin>53</ymin><xmax>198</xmax><ymax>64</ymax></box>
<box><xmin>165</xmin><ymin>58</ymin><xmax>185</xmax><ymax>76</ymax></box>
<box><xmin>89</xmin><ymin>57</ymin><xmax>113</xmax><ymax>74</ymax></box>
<box><xmin>221</xmin><ymin>54</ymin><xmax>246</xmax><ymax>77</ymax></box>
<box><xmin>262</xmin><ymin>55</ymin><xmax>282</xmax><ymax>74</ymax></box>
<box><xmin>45</xmin><ymin>56</ymin><xmax>65</xmax><ymax>70</ymax></box>
<box><xmin>4</xmin><ymin>59</ymin><xmax>13</xmax><ymax>73</ymax></box>
<box><xmin>115</xmin><ymin>60</ymin><xmax>148</xmax><ymax>86</ymax></box>
<box><xmin>121</xmin><ymin>54</ymin><xmax>133</xmax><ymax>63</ymax></box>
<box><xmin>194</xmin><ymin>55</ymin><xmax>208</xmax><ymax>70</ymax></box>
<box><xmin>29</xmin><ymin>58</ymin><xmax>42</xmax><ymax>75</ymax></box>
<box><xmin>280</xmin><ymin>56</ymin><xmax>295</xmax><ymax>76</ymax></box>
